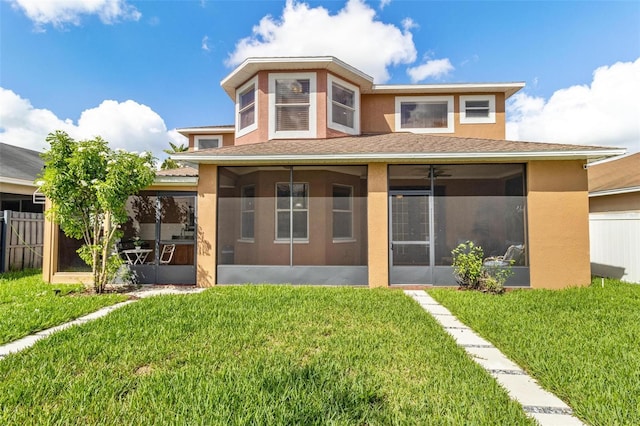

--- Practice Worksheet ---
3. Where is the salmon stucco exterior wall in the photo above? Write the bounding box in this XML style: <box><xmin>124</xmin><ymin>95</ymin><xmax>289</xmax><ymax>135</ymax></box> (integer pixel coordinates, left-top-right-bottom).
<box><xmin>197</xmin><ymin>164</ymin><xmax>217</xmax><ymax>287</ymax></box>
<box><xmin>360</xmin><ymin>93</ymin><xmax>506</xmax><ymax>139</ymax></box>
<box><xmin>367</xmin><ymin>163</ymin><xmax>389</xmax><ymax>287</ymax></box>
<box><xmin>527</xmin><ymin>160</ymin><xmax>591</xmax><ymax>289</ymax></box>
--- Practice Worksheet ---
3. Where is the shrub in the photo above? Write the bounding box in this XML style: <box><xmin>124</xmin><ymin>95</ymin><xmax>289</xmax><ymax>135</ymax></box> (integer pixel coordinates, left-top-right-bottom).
<box><xmin>451</xmin><ymin>241</ymin><xmax>485</xmax><ymax>290</ymax></box>
<box><xmin>451</xmin><ymin>241</ymin><xmax>512</xmax><ymax>294</ymax></box>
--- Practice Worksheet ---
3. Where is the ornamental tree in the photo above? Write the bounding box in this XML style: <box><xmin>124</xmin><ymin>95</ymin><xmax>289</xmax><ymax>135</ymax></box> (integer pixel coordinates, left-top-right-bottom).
<box><xmin>39</xmin><ymin>131</ymin><xmax>156</xmax><ymax>293</ymax></box>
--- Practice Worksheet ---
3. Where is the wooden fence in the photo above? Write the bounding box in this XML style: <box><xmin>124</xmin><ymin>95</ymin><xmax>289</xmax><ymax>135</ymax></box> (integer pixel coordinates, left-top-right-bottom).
<box><xmin>0</xmin><ymin>211</ymin><xmax>44</xmax><ymax>272</ymax></box>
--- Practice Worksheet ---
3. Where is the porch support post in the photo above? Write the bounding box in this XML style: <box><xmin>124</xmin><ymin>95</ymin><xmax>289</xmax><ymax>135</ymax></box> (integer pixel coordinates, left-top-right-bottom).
<box><xmin>42</xmin><ymin>199</ymin><xmax>57</xmax><ymax>283</ymax></box>
<box><xmin>197</xmin><ymin>164</ymin><xmax>217</xmax><ymax>287</ymax></box>
<box><xmin>367</xmin><ymin>163</ymin><xmax>389</xmax><ymax>287</ymax></box>
<box><xmin>527</xmin><ymin>160</ymin><xmax>591</xmax><ymax>289</ymax></box>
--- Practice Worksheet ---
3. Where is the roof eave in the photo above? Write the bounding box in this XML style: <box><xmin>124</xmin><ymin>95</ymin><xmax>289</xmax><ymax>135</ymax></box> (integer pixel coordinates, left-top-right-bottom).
<box><xmin>589</xmin><ymin>186</ymin><xmax>640</xmax><ymax>197</ymax></box>
<box><xmin>152</xmin><ymin>176</ymin><xmax>198</xmax><ymax>186</ymax></box>
<box><xmin>173</xmin><ymin>148</ymin><xmax>625</xmax><ymax>165</ymax></box>
<box><xmin>369</xmin><ymin>82</ymin><xmax>526</xmax><ymax>98</ymax></box>
<box><xmin>220</xmin><ymin>56</ymin><xmax>375</xmax><ymax>99</ymax></box>
<box><xmin>177</xmin><ymin>127</ymin><xmax>235</xmax><ymax>137</ymax></box>
<box><xmin>0</xmin><ymin>177</ymin><xmax>38</xmax><ymax>187</ymax></box>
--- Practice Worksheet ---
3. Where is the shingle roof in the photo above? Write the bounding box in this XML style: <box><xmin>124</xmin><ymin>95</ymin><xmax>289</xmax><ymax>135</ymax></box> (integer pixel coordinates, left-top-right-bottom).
<box><xmin>174</xmin><ymin>133</ymin><xmax>622</xmax><ymax>164</ymax></box>
<box><xmin>588</xmin><ymin>152</ymin><xmax>640</xmax><ymax>193</ymax></box>
<box><xmin>0</xmin><ymin>143</ymin><xmax>44</xmax><ymax>182</ymax></box>
<box><xmin>156</xmin><ymin>166</ymin><xmax>199</xmax><ymax>177</ymax></box>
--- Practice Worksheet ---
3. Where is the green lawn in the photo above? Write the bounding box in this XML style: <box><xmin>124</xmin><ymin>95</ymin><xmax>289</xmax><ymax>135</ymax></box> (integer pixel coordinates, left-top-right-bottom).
<box><xmin>429</xmin><ymin>278</ymin><xmax>640</xmax><ymax>426</ymax></box>
<box><xmin>0</xmin><ymin>286</ymin><xmax>535</xmax><ymax>425</ymax></box>
<box><xmin>0</xmin><ymin>269</ymin><xmax>127</xmax><ymax>345</ymax></box>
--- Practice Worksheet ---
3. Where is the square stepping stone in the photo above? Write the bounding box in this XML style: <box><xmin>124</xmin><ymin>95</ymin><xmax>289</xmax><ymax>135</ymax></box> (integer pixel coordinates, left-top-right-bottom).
<box><xmin>491</xmin><ymin>373</ymin><xmax>570</xmax><ymax>409</ymax></box>
<box><xmin>528</xmin><ymin>412</ymin><xmax>586</xmax><ymax>426</ymax></box>
<box><xmin>446</xmin><ymin>327</ymin><xmax>492</xmax><ymax>346</ymax></box>
<box><xmin>432</xmin><ymin>314</ymin><xmax>468</xmax><ymax>329</ymax></box>
<box><xmin>465</xmin><ymin>346</ymin><xmax>523</xmax><ymax>371</ymax></box>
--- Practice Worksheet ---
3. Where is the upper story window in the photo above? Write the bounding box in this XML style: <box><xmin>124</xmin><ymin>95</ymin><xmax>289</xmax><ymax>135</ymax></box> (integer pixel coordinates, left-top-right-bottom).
<box><xmin>395</xmin><ymin>96</ymin><xmax>454</xmax><ymax>133</ymax></box>
<box><xmin>236</xmin><ymin>77</ymin><xmax>258</xmax><ymax>137</ymax></box>
<box><xmin>328</xmin><ymin>75</ymin><xmax>360</xmax><ymax>135</ymax></box>
<box><xmin>194</xmin><ymin>135</ymin><xmax>222</xmax><ymax>150</ymax></box>
<box><xmin>269</xmin><ymin>72</ymin><xmax>317</xmax><ymax>139</ymax></box>
<box><xmin>460</xmin><ymin>95</ymin><xmax>496</xmax><ymax>124</ymax></box>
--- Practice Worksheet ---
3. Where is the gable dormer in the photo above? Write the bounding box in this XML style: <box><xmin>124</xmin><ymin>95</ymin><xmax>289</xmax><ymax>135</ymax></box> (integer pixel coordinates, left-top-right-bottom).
<box><xmin>221</xmin><ymin>56</ymin><xmax>524</xmax><ymax>144</ymax></box>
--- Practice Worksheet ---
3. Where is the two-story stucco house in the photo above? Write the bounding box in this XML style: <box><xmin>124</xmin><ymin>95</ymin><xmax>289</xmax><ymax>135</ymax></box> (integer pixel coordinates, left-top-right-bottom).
<box><xmin>42</xmin><ymin>56</ymin><xmax>624</xmax><ymax>289</ymax></box>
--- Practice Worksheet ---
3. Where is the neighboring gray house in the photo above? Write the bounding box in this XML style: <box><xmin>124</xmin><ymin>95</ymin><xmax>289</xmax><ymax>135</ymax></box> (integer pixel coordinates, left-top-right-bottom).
<box><xmin>0</xmin><ymin>143</ymin><xmax>44</xmax><ymax>213</ymax></box>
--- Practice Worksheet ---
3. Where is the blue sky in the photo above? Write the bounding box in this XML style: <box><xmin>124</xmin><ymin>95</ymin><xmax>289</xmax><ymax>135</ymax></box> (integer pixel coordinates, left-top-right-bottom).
<box><xmin>1</xmin><ymin>0</ymin><xmax>639</xmax><ymax>157</ymax></box>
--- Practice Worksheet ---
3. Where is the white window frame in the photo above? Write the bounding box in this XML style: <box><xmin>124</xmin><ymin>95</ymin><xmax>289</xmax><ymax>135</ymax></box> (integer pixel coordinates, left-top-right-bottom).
<box><xmin>275</xmin><ymin>182</ymin><xmax>309</xmax><ymax>242</ymax></box>
<box><xmin>268</xmin><ymin>72</ymin><xmax>317</xmax><ymax>140</ymax></box>
<box><xmin>236</xmin><ymin>76</ymin><xmax>258</xmax><ymax>137</ymax></box>
<box><xmin>332</xmin><ymin>184</ymin><xmax>354</xmax><ymax>241</ymax></box>
<box><xmin>395</xmin><ymin>96</ymin><xmax>454</xmax><ymax>134</ymax></box>
<box><xmin>459</xmin><ymin>95</ymin><xmax>496</xmax><ymax>124</ymax></box>
<box><xmin>240</xmin><ymin>185</ymin><xmax>255</xmax><ymax>242</ymax></box>
<box><xmin>194</xmin><ymin>135</ymin><xmax>223</xmax><ymax>151</ymax></box>
<box><xmin>327</xmin><ymin>74</ymin><xmax>359</xmax><ymax>135</ymax></box>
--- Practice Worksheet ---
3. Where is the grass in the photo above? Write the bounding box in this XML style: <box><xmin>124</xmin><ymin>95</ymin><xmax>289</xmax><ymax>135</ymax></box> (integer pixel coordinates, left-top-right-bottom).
<box><xmin>429</xmin><ymin>278</ymin><xmax>640</xmax><ymax>426</ymax></box>
<box><xmin>0</xmin><ymin>269</ymin><xmax>127</xmax><ymax>345</ymax></box>
<box><xmin>1</xmin><ymin>286</ymin><xmax>535</xmax><ymax>425</ymax></box>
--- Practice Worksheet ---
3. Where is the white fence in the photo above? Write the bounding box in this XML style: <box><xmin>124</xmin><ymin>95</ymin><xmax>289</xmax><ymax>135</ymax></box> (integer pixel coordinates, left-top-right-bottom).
<box><xmin>590</xmin><ymin>211</ymin><xmax>640</xmax><ymax>283</ymax></box>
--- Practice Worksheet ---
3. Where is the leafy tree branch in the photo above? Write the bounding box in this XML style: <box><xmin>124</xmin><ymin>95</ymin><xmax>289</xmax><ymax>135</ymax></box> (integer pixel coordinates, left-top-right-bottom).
<box><xmin>39</xmin><ymin>131</ymin><xmax>156</xmax><ymax>293</ymax></box>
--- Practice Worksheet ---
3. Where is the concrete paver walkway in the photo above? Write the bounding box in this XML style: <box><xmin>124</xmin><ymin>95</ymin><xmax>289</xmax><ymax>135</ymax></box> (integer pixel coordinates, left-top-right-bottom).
<box><xmin>405</xmin><ymin>290</ymin><xmax>586</xmax><ymax>426</ymax></box>
<box><xmin>0</xmin><ymin>286</ymin><xmax>204</xmax><ymax>360</ymax></box>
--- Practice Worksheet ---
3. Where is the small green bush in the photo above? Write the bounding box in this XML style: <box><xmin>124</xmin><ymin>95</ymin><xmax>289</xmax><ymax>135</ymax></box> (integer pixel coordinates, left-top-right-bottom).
<box><xmin>451</xmin><ymin>241</ymin><xmax>484</xmax><ymax>289</ymax></box>
<box><xmin>451</xmin><ymin>241</ymin><xmax>512</xmax><ymax>294</ymax></box>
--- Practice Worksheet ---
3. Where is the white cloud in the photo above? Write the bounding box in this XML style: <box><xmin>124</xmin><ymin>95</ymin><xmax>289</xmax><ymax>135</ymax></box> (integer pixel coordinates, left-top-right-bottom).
<box><xmin>226</xmin><ymin>0</ymin><xmax>418</xmax><ymax>83</ymax></box>
<box><xmin>407</xmin><ymin>58</ymin><xmax>454</xmax><ymax>83</ymax></box>
<box><xmin>0</xmin><ymin>87</ymin><xmax>183</xmax><ymax>157</ymax></box>
<box><xmin>0</xmin><ymin>88</ymin><xmax>75</xmax><ymax>151</ymax></box>
<box><xmin>201</xmin><ymin>35</ymin><xmax>211</xmax><ymax>52</ymax></box>
<box><xmin>379</xmin><ymin>0</ymin><xmax>391</xmax><ymax>10</ymax></box>
<box><xmin>401</xmin><ymin>17</ymin><xmax>417</xmax><ymax>32</ymax></box>
<box><xmin>9</xmin><ymin>0</ymin><xmax>141</xmax><ymax>29</ymax></box>
<box><xmin>507</xmin><ymin>58</ymin><xmax>640</xmax><ymax>153</ymax></box>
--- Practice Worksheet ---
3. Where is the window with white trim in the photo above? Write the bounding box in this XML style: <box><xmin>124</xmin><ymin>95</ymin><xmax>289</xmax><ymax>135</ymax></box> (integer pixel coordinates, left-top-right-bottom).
<box><xmin>269</xmin><ymin>73</ymin><xmax>317</xmax><ymax>139</ymax></box>
<box><xmin>460</xmin><ymin>95</ymin><xmax>496</xmax><ymax>124</ymax></box>
<box><xmin>328</xmin><ymin>75</ymin><xmax>359</xmax><ymax>135</ymax></box>
<box><xmin>395</xmin><ymin>96</ymin><xmax>454</xmax><ymax>133</ymax></box>
<box><xmin>275</xmin><ymin>182</ymin><xmax>308</xmax><ymax>240</ymax></box>
<box><xmin>240</xmin><ymin>185</ymin><xmax>255</xmax><ymax>240</ymax></box>
<box><xmin>332</xmin><ymin>184</ymin><xmax>353</xmax><ymax>240</ymax></box>
<box><xmin>236</xmin><ymin>77</ymin><xmax>258</xmax><ymax>136</ymax></box>
<box><xmin>194</xmin><ymin>135</ymin><xmax>222</xmax><ymax>150</ymax></box>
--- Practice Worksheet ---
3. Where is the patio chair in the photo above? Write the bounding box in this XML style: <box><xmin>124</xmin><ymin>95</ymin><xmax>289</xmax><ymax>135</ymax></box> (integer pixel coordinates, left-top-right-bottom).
<box><xmin>483</xmin><ymin>244</ymin><xmax>525</xmax><ymax>268</ymax></box>
<box><xmin>159</xmin><ymin>244</ymin><xmax>176</xmax><ymax>265</ymax></box>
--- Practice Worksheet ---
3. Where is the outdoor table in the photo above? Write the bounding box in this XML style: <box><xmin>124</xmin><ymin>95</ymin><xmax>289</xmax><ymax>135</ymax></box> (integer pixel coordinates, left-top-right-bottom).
<box><xmin>122</xmin><ymin>248</ymin><xmax>152</xmax><ymax>265</ymax></box>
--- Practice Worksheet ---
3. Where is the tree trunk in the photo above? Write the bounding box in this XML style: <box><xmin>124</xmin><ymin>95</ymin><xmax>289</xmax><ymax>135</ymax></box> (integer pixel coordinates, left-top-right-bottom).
<box><xmin>97</xmin><ymin>211</ymin><xmax>112</xmax><ymax>293</ymax></box>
